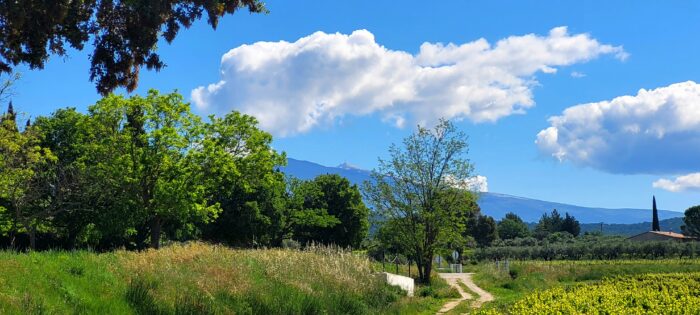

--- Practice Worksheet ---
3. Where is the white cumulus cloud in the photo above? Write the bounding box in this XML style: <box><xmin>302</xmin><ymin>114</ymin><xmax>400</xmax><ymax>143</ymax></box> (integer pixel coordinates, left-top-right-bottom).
<box><xmin>445</xmin><ymin>175</ymin><xmax>489</xmax><ymax>192</ymax></box>
<box><xmin>536</xmin><ymin>81</ymin><xmax>700</xmax><ymax>174</ymax></box>
<box><xmin>466</xmin><ymin>175</ymin><xmax>489</xmax><ymax>193</ymax></box>
<box><xmin>192</xmin><ymin>27</ymin><xmax>625</xmax><ymax>136</ymax></box>
<box><xmin>653</xmin><ymin>173</ymin><xmax>700</xmax><ymax>192</ymax></box>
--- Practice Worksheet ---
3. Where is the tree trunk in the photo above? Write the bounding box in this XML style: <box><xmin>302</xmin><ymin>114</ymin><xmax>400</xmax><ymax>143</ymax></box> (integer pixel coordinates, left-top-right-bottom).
<box><xmin>416</xmin><ymin>259</ymin><xmax>425</xmax><ymax>282</ymax></box>
<box><xmin>8</xmin><ymin>230</ymin><xmax>15</xmax><ymax>250</ymax></box>
<box><xmin>423</xmin><ymin>252</ymin><xmax>433</xmax><ymax>284</ymax></box>
<box><xmin>28</xmin><ymin>226</ymin><xmax>36</xmax><ymax>251</ymax></box>
<box><xmin>150</xmin><ymin>216</ymin><xmax>162</xmax><ymax>249</ymax></box>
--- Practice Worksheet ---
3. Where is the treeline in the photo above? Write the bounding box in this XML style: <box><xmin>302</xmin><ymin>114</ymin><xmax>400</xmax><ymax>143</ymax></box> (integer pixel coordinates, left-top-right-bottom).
<box><xmin>0</xmin><ymin>91</ymin><xmax>369</xmax><ymax>250</ymax></box>
<box><xmin>473</xmin><ymin>237</ymin><xmax>700</xmax><ymax>260</ymax></box>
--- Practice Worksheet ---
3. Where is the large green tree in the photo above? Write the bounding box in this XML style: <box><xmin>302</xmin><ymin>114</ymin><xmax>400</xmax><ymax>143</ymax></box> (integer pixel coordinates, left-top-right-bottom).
<box><xmin>0</xmin><ymin>107</ymin><xmax>57</xmax><ymax>249</ymax></box>
<box><xmin>289</xmin><ymin>174</ymin><xmax>369</xmax><ymax>248</ymax></box>
<box><xmin>364</xmin><ymin>119</ymin><xmax>476</xmax><ymax>284</ymax></box>
<box><xmin>0</xmin><ymin>1</ymin><xmax>266</xmax><ymax>94</ymax></box>
<box><xmin>32</xmin><ymin>108</ymin><xmax>114</xmax><ymax>248</ymax></box>
<box><xmin>196</xmin><ymin>112</ymin><xmax>288</xmax><ymax>247</ymax></box>
<box><xmin>88</xmin><ymin>90</ymin><xmax>219</xmax><ymax>248</ymax></box>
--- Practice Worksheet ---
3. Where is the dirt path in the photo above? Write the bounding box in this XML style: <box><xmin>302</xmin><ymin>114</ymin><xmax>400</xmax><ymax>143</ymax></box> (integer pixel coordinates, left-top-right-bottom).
<box><xmin>436</xmin><ymin>273</ymin><xmax>494</xmax><ymax>314</ymax></box>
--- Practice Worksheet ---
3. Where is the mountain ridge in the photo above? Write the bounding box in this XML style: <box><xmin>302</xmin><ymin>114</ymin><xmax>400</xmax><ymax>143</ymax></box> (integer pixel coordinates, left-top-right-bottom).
<box><xmin>281</xmin><ymin>158</ymin><xmax>683</xmax><ymax>225</ymax></box>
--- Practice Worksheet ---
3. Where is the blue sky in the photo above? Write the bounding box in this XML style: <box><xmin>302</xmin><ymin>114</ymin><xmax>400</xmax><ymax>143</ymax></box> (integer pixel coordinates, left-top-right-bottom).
<box><xmin>8</xmin><ymin>1</ymin><xmax>700</xmax><ymax>211</ymax></box>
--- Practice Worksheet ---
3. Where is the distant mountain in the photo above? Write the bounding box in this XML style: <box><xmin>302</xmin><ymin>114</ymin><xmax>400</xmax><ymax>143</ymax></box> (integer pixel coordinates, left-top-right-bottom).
<box><xmin>283</xmin><ymin>158</ymin><xmax>373</xmax><ymax>186</ymax></box>
<box><xmin>281</xmin><ymin>158</ymin><xmax>684</xmax><ymax>225</ymax></box>
<box><xmin>478</xmin><ymin>192</ymin><xmax>681</xmax><ymax>224</ymax></box>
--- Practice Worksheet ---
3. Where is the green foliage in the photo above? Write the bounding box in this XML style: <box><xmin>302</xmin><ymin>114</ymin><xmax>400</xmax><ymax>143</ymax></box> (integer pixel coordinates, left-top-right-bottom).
<box><xmin>474</xmin><ymin>235</ymin><xmax>700</xmax><ymax>261</ymax></box>
<box><xmin>0</xmin><ymin>1</ymin><xmax>266</xmax><ymax>94</ymax></box>
<box><xmin>364</xmin><ymin>119</ymin><xmax>477</xmax><ymax>284</ymax></box>
<box><xmin>196</xmin><ymin>111</ymin><xmax>287</xmax><ymax>247</ymax></box>
<box><xmin>0</xmin><ymin>91</ymin><xmax>374</xmax><ymax>250</ymax></box>
<box><xmin>560</xmin><ymin>213</ymin><xmax>580</xmax><ymax>237</ymax></box>
<box><xmin>683</xmin><ymin>205</ymin><xmax>700</xmax><ymax>237</ymax></box>
<box><xmin>498</xmin><ymin>213</ymin><xmax>530</xmax><ymax>240</ymax></box>
<box><xmin>88</xmin><ymin>90</ymin><xmax>221</xmax><ymax>248</ymax></box>
<box><xmin>288</xmin><ymin>174</ymin><xmax>370</xmax><ymax>248</ymax></box>
<box><xmin>0</xmin><ymin>108</ymin><xmax>57</xmax><ymax>248</ymax></box>
<box><xmin>473</xmin><ymin>215</ymin><xmax>498</xmax><ymax>247</ymax></box>
<box><xmin>534</xmin><ymin>209</ymin><xmax>580</xmax><ymax>239</ymax></box>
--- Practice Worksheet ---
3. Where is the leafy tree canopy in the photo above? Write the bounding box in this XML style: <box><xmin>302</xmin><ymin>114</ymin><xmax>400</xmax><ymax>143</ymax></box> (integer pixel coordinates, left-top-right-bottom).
<box><xmin>364</xmin><ymin>119</ymin><xmax>477</xmax><ymax>284</ymax></box>
<box><xmin>498</xmin><ymin>212</ymin><xmax>530</xmax><ymax>240</ymax></box>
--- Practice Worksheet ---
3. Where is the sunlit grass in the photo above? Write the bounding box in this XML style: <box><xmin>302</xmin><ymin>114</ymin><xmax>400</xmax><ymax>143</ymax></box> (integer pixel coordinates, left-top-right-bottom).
<box><xmin>0</xmin><ymin>242</ymin><xmax>455</xmax><ymax>314</ymax></box>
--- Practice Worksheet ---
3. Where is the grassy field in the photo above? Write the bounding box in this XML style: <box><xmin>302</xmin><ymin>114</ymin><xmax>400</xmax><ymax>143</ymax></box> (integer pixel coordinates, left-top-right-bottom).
<box><xmin>0</xmin><ymin>243</ymin><xmax>455</xmax><ymax>315</ymax></box>
<box><xmin>465</xmin><ymin>259</ymin><xmax>700</xmax><ymax>313</ymax></box>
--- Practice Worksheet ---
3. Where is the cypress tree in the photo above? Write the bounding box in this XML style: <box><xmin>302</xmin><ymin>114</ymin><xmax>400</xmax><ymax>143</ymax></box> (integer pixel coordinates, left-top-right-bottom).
<box><xmin>652</xmin><ymin>196</ymin><xmax>660</xmax><ymax>231</ymax></box>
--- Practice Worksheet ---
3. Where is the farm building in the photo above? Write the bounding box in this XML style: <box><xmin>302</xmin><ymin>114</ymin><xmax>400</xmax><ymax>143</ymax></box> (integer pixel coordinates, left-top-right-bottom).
<box><xmin>627</xmin><ymin>196</ymin><xmax>694</xmax><ymax>242</ymax></box>
<box><xmin>627</xmin><ymin>231</ymin><xmax>693</xmax><ymax>242</ymax></box>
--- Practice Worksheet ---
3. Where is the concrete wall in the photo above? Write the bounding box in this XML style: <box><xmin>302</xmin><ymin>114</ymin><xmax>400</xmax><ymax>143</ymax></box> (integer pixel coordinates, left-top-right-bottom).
<box><xmin>381</xmin><ymin>272</ymin><xmax>415</xmax><ymax>297</ymax></box>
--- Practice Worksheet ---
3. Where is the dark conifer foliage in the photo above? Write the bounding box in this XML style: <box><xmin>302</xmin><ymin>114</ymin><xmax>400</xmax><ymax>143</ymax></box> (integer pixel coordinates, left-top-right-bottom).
<box><xmin>652</xmin><ymin>196</ymin><xmax>660</xmax><ymax>231</ymax></box>
<box><xmin>0</xmin><ymin>1</ymin><xmax>266</xmax><ymax>94</ymax></box>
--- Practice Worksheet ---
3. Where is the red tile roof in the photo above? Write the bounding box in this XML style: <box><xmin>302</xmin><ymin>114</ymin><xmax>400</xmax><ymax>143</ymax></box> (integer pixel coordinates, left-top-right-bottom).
<box><xmin>649</xmin><ymin>231</ymin><xmax>689</xmax><ymax>239</ymax></box>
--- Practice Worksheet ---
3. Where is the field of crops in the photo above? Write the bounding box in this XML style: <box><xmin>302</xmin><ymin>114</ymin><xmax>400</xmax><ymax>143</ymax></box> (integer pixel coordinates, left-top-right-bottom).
<box><xmin>477</xmin><ymin>272</ymin><xmax>700</xmax><ymax>314</ymax></box>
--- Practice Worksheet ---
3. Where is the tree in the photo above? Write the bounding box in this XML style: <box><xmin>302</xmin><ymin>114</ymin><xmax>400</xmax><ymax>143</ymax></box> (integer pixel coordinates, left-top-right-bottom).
<box><xmin>441</xmin><ymin>188</ymin><xmax>480</xmax><ymax>260</ymax></box>
<box><xmin>652</xmin><ymin>196</ymin><xmax>660</xmax><ymax>231</ymax></box>
<box><xmin>0</xmin><ymin>104</ymin><xmax>57</xmax><ymax>249</ymax></box>
<box><xmin>196</xmin><ymin>111</ymin><xmax>288</xmax><ymax>247</ymax></box>
<box><xmin>561</xmin><ymin>213</ymin><xmax>581</xmax><ymax>237</ymax></box>
<box><xmin>88</xmin><ymin>90</ymin><xmax>219</xmax><ymax>248</ymax></box>
<box><xmin>682</xmin><ymin>205</ymin><xmax>700</xmax><ymax>237</ymax></box>
<box><xmin>0</xmin><ymin>1</ymin><xmax>266</xmax><ymax>94</ymax></box>
<box><xmin>292</xmin><ymin>174</ymin><xmax>369</xmax><ymax>248</ymax></box>
<box><xmin>472</xmin><ymin>215</ymin><xmax>498</xmax><ymax>247</ymax></box>
<box><xmin>498</xmin><ymin>212</ymin><xmax>530</xmax><ymax>240</ymax></box>
<box><xmin>364</xmin><ymin>119</ymin><xmax>476</xmax><ymax>284</ymax></box>
<box><xmin>32</xmin><ymin>108</ymin><xmax>103</xmax><ymax>248</ymax></box>
<box><xmin>534</xmin><ymin>209</ymin><xmax>564</xmax><ymax>239</ymax></box>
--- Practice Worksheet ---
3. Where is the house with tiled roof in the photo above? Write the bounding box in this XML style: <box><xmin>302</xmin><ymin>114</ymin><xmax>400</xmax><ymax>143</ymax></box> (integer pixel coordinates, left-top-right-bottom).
<box><xmin>627</xmin><ymin>196</ymin><xmax>694</xmax><ymax>242</ymax></box>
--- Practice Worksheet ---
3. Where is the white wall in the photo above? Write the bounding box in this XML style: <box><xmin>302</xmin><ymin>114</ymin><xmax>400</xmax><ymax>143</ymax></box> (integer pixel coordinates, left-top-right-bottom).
<box><xmin>381</xmin><ymin>272</ymin><xmax>415</xmax><ymax>297</ymax></box>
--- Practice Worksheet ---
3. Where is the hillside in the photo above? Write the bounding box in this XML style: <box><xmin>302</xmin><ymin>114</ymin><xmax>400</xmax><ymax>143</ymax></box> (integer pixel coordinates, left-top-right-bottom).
<box><xmin>0</xmin><ymin>243</ymin><xmax>441</xmax><ymax>314</ymax></box>
<box><xmin>282</xmin><ymin>158</ymin><xmax>683</xmax><ymax>224</ymax></box>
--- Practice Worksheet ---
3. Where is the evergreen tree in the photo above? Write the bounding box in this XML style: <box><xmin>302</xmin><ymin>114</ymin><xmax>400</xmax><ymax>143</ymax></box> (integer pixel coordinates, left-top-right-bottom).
<box><xmin>652</xmin><ymin>196</ymin><xmax>660</xmax><ymax>231</ymax></box>
<box><xmin>561</xmin><ymin>213</ymin><xmax>581</xmax><ymax>236</ymax></box>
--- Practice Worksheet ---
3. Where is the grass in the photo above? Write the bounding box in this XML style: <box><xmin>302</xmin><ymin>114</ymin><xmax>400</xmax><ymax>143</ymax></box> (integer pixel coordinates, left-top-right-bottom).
<box><xmin>0</xmin><ymin>242</ymin><xmax>457</xmax><ymax>314</ymax></box>
<box><xmin>467</xmin><ymin>259</ymin><xmax>700</xmax><ymax>313</ymax></box>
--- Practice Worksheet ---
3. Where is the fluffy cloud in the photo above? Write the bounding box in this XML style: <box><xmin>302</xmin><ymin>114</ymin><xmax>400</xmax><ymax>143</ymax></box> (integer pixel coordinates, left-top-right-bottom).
<box><xmin>446</xmin><ymin>175</ymin><xmax>489</xmax><ymax>192</ymax></box>
<box><xmin>653</xmin><ymin>173</ymin><xmax>700</xmax><ymax>192</ymax></box>
<box><xmin>536</xmin><ymin>81</ymin><xmax>700</xmax><ymax>174</ymax></box>
<box><xmin>192</xmin><ymin>27</ymin><xmax>625</xmax><ymax>136</ymax></box>
<box><xmin>466</xmin><ymin>175</ymin><xmax>489</xmax><ymax>193</ymax></box>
